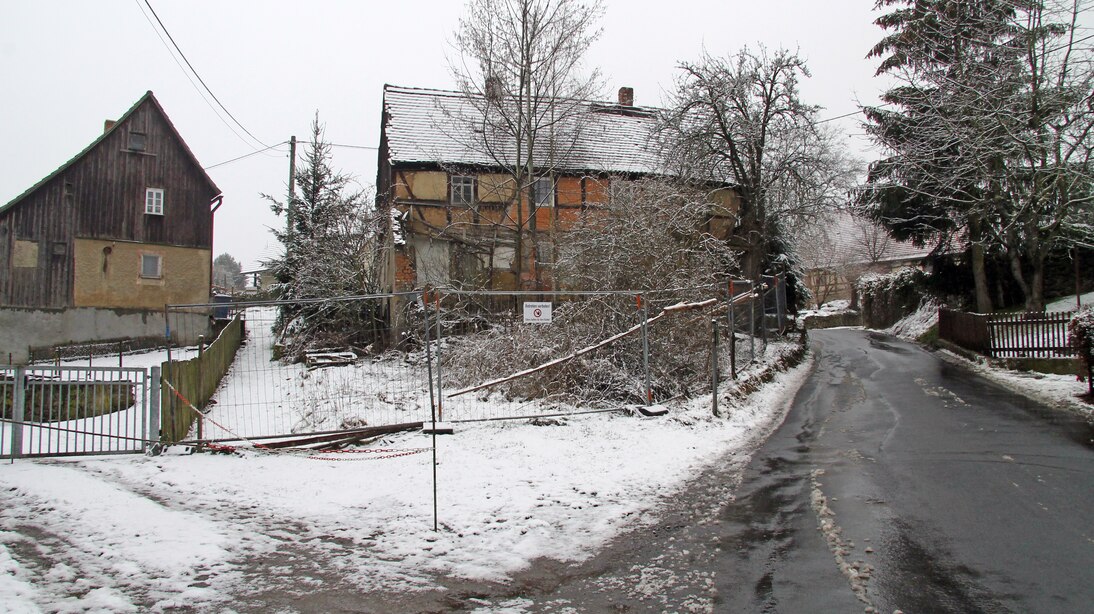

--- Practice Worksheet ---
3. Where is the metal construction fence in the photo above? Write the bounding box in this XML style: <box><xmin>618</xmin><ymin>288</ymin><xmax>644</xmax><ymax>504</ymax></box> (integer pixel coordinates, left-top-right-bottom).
<box><xmin>1</xmin><ymin>365</ymin><xmax>158</xmax><ymax>459</ymax></box>
<box><xmin>163</xmin><ymin>281</ymin><xmax>788</xmax><ymax>445</ymax></box>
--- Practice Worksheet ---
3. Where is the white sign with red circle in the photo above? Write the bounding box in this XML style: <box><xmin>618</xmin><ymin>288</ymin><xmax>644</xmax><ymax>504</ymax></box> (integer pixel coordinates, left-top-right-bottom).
<box><xmin>523</xmin><ymin>301</ymin><xmax>552</xmax><ymax>324</ymax></box>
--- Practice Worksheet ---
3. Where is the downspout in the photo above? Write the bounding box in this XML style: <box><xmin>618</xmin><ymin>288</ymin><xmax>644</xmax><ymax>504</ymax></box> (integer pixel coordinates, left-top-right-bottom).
<box><xmin>209</xmin><ymin>194</ymin><xmax>223</xmax><ymax>297</ymax></box>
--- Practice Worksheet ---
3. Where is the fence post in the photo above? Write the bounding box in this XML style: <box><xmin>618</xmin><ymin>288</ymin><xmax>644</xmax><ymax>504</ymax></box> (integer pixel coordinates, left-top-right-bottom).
<box><xmin>11</xmin><ymin>366</ymin><xmax>25</xmax><ymax>459</ymax></box>
<box><xmin>712</xmin><ymin>319</ymin><xmax>720</xmax><ymax>417</ymax></box>
<box><xmin>196</xmin><ymin>335</ymin><xmax>205</xmax><ymax>441</ymax></box>
<box><xmin>434</xmin><ymin>294</ymin><xmax>444</xmax><ymax>421</ymax></box>
<box><xmin>149</xmin><ymin>366</ymin><xmax>161</xmax><ymax>449</ymax></box>
<box><xmin>749</xmin><ymin>282</ymin><xmax>756</xmax><ymax>360</ymax></box>
<box><xmin>728</xmin><ymin>281</ymin><xmax>737</xmax><ymax>380</ymax></box>
<box><xmin>422</xmin><ymin>292</ymin><xmax>439</xmax><ymax>533</ymax></box>
<box><xmin>640</xmin><ymin>294</ymin><xmax>651</xmax><ymax>405</ymax></box>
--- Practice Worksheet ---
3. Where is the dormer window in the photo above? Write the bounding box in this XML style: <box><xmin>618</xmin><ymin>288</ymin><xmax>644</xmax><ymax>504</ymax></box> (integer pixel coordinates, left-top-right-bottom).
<box><xmin>128</xmin><ymin>131</ymin><xmax>148</xmax><ymax>152</ymax></box>
<box><xmin>145</xmin><ymin>188</ymin><xmax>164</xmax><ymax>215</ymax></box>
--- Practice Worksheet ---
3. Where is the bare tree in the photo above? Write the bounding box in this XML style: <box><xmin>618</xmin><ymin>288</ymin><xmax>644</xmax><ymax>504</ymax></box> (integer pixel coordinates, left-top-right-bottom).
<box><xmin>446</xmin><ymin>0</ymin><xmax>605</xmax><ymax>289</ymax></box>
<box><xmin>554</xmin><ymin>178</ymin><xmax>737</xmax><ymax>295</ymax></box>
<box><xmin>659</xmin><ymin>47</ymin><xmax>859</xmax><ymax>283</ymax></box>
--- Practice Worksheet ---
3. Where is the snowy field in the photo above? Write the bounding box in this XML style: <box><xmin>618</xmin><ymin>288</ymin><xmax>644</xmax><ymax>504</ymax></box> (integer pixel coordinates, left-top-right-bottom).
<box><xmin>1046</xmin><ymin>290</ymin><xmax>1093</xmax><ymax>312</ymax></box>
<box><xmin>0</xmin><ymin>342</ymin><xmax>811</xmax><ymax>612</ymax></box>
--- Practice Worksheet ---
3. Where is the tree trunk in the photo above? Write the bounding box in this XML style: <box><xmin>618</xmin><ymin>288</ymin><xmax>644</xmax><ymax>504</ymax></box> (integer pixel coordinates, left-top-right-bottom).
<box><xmin>968</xmin><ymin>218</ymin><xmax>993</xmax><ymax>313</ymax></box>
<box><xmin>1028</xmin><ymin>252</ymin><xmax>1046</xmax><ymax>312</ymax></box>
<box><xmin>1008</xmin><ymin>249</ymin><xmax>1032</xmax><ymax>310</ymax></box>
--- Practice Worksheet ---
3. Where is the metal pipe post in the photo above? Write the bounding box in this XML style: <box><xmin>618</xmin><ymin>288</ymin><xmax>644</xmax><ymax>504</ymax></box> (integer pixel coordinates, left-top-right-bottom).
<box><xmin>749</xmin><ymin>281</ymin><xmax>756</xmax><ymax>360</ymax></box>
<box><xmin>196</xmin><ymin>335</ymin><xmax>205</xmax><ymax>441</ymax></box>
<box><xmin>434</xmin><ymin>294</ymin><xmax>444</xmax><ymax>421</ymax></box>
<box><xmin>149</xmin><ymin>366</ymin><xmax>161</xmax><ymax>449</ymax></box>
<box><xmin>728</xmin><ymin>281</ymin><xmax>737</xmax><ymax>380</ymax></box>
<box><xmin>641</xmin><ymin>294</ymin><xmax>651</xmax><ymax>405</ymax></box>
<box><xmin>711</xmin><ymin>319</ymin><xmax>720</xmax><ymax>417</ymax></box>
<box><xmin>422</xmin><ymin>293</ymin><xmax>439</xmax><ymax>532</ymax></box>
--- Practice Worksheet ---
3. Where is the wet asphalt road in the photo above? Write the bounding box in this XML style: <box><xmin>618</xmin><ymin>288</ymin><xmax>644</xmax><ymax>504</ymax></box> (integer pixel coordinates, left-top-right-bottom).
<box><xmin>470</xmin><ymin>328</ymin><xmax>1094</xmax><ymax>613</ymax></box>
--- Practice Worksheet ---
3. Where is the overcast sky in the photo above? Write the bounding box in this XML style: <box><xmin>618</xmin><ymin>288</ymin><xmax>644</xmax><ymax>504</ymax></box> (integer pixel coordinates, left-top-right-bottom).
<box><xmin>1</xmin><ymin>0</ymin><xmax>891</xmax><ymax>270</ymax></box>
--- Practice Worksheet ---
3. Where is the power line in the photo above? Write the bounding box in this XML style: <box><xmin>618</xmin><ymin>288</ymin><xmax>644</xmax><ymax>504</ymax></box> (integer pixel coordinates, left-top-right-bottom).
<box><xmin>132</xmin><ymin>0</ymin><xmax>259</xmax><ymax>150</ymax></box>
<box><xmin>140</xmin><ymin>0</ymin><xmax>271</xmax><ymax>150</ymax></box>
<box><xmin>204</xmin><ymin>141</ymin><xmax>290</xmax><ymax>170</ymax></box>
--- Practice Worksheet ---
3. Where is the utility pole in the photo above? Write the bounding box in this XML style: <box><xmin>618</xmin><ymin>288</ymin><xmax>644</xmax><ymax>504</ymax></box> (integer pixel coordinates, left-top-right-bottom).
<box><xmin>286</xmin><ymin>135</ymin><xmax>297</xmax><ymax>257</ymax></box>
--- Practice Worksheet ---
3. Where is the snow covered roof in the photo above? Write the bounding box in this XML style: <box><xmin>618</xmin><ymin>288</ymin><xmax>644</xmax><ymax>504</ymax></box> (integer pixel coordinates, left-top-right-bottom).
<box><xmin>382</xmin><ymin>85</ymin><xmax>668</xmax><ymax>176</ymax></box>
<box><xmin>801</xmin><ymin>210</ymin><xmax>935</xmax><ymax>269</ymax></box>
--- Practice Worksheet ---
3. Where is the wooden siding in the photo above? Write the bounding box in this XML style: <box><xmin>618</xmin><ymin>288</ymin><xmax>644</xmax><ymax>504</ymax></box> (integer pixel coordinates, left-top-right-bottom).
<box><xmin>0</xmin><ymin>94</ymin><xmax>218</xmax><ymax>309</ymax></box>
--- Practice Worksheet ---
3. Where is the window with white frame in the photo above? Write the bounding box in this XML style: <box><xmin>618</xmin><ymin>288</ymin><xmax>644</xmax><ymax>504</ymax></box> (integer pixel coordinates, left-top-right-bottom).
<box><xmin>145</xmin><ymin>188</ymin><xmax>164</xmax><ymax>215</ymax></box>
<box><xmin>451</xmin><ymin>175</ymin><xmax>475</xmax><ymax>206</ymax></box>
<box><xmin>140</xmin><ymin>253</ymin><xmax>162</xmax><ymax>279</ymax></box>
<box><xmin>531</xmin><ymin>177</ymin><xmax>553</xmax><ymax>208</ymax></box>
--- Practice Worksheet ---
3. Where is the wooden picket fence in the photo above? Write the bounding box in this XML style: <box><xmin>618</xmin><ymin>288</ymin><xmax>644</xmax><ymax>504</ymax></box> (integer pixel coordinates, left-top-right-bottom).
<box><xmin>939</xmin><ymin>308</ymin><xmax>1075</xmax><ymax>359</ymax></box>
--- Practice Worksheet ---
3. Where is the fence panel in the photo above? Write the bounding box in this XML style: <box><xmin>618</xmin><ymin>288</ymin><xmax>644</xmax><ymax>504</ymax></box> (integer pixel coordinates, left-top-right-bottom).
<box><xmin>165</xmin><ymin>295</ymin><xmax>430</xmax><ymax>442</ymax></box>
<box><xmin>988</xmin><ymin>311</ymin><xmax>1074</xmax><ymax>358</ymax></box>
<box><xmin>938</xmin><ymin>308</ymin><xmax>992</xmax><ymax>355</ymax></box>
<box><xmin>2</xmin><ymin>365</ymin><xmax>151</xmax><ymax>458</ymax></box>
<box><xmin>159</xmin><ymin>287</ymin><xmax>774</xmax><ymax>444</ymax></box>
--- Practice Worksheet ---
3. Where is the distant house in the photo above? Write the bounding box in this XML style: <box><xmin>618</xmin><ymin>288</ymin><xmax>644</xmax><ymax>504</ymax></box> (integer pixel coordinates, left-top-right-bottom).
<box><xmin>799</xmin><ymin>210</ymin><xmax>933</xmax><ymax>308</ymax></box>
<box><xmin>375</xmin><ymin>84</ymin><xmax>740</xmax><ymax>292</ymax></box>
<box><xmin>0</xmin><ymin>91</ymin><xmax>222</xmax><ymax>362</ymax></box>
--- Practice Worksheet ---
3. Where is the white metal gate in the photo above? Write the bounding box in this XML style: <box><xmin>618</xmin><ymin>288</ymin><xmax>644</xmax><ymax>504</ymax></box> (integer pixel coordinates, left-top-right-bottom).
<box><xmin>1</xmin><ymin>365</ymin><xmax>160</xmax><ymax>459</ymax></box>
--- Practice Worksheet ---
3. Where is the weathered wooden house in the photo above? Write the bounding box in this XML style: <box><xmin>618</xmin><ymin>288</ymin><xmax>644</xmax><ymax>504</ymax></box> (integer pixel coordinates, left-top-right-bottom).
<box><xmin>0</xmin><ymin>91</ymin><xmax>221</xmax><ymax>362</ymax></box>
<box><xmin>375</xmin><ymin>84</ymin><xmax>739</xmax><ymax>292</ymax></box>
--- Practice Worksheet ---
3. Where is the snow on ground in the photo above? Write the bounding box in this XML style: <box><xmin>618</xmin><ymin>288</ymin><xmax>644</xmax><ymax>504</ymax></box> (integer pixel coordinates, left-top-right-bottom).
<box><xmin>886</xmin><ymin>299</ymin><xmax>940</xmax><ymax>341</ymax></box>
<box><xmin>936</xmin><ymin>350</ymin><xmax>1091</xmax><ymax>420</ymax></box>
<box><xmin>1046</xmin><ymin>290</ymin><xmax>1094</xmax><ymax>312</ymax></box>
<box><xmin>0</xmin><ymin>349</ymin><xmax>813</xmax><ymax>611</ymax></box>
<box><xmin>797</xmin><ymin>299</ymin><xmax>851</xmax><ymax>318</ymax></box>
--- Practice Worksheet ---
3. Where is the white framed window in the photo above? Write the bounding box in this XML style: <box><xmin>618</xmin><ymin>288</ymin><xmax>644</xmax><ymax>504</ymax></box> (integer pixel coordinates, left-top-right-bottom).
<box><xmin>140</xmin><ymin>254</ymin><xmax>162</xmax><ymax>279</ymax></box>
<box><xmin>451</xmin><ymin>175</ymin><xmax>475</xmax><ymax>206</ymax></box>
<box><xmin>531</xmin><ymin>177</ymin><xmax>553</xmax><ymax>208</ymax></box>
<box><xmin>145</xmin><ymin>188</ymin><xmax>164</xmax><ymax>215</ymax></box>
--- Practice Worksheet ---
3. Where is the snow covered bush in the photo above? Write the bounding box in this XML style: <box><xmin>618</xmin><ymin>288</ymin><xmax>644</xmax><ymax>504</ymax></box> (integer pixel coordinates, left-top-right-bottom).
<box><xmin>1070</xmin><ymin>307</ymin><xmax>1094</xmax><ymax>393</ymax></box>
<box><xmin>856</xmin><ymin>267</ymin><xmax>928</xmax><ymax>329</ymax></box>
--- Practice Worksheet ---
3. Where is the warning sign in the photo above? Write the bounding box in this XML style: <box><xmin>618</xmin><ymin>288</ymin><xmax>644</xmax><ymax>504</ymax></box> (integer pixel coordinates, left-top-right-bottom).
<box><xmin>523</xmin><ymin>301</ymin><xmax>552</xmax><ymax>324</ymax></box>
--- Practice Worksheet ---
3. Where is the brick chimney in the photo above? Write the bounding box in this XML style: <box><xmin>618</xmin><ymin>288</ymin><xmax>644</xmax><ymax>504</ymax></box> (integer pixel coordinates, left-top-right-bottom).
<box><xmin>618</xmin><ymin>86</ymin><xmax>634</xmax><ymax>107</ymax></box>
<box><xmin>104</xmin><ymin>119</ymin><xmax>116</xmax><ymax>133</ymax></box>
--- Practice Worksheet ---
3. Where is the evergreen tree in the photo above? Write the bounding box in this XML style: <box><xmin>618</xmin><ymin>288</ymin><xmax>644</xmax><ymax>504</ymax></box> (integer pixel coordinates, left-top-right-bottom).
<box><xmin>263</xmin><ymin>115</ymin><xmax>383</xmax><ymax>356</ymax></box>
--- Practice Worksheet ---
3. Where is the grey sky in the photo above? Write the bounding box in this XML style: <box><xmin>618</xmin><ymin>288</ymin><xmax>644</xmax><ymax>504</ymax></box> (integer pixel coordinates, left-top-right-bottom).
<box><xmin>1</xmin><ymin>0</ymin><xmax>888</xmax><ymax>271</ymax></box>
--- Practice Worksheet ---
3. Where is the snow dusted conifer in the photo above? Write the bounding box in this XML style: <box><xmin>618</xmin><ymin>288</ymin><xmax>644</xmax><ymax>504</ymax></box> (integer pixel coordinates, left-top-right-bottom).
<box><xmin>263</xmin><ymin>115</ymin><xmax>383</xmax><ymax>357</ymax></box>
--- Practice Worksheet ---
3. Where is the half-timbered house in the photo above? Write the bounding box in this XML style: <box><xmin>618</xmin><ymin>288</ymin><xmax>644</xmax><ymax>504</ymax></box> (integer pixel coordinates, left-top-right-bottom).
<box><xmin>375</xmin><ymin>84</ymin><xmax>739</xmax><ymax>293</ymax></box>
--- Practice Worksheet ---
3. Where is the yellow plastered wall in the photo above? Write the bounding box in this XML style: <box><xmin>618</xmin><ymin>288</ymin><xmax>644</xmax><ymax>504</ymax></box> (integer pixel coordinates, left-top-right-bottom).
<box><xmin>710</xmin><ymin>188</ymin><xmax>740</xmax><ymax>217</ymax></box>
<box><xmin>73</xmin><ymin>238</ymin><xmax>210</xmax><ymax>309</ymax></box>
<box><xmin>478</xmin><ymin>174</ymin><xmax>516</xmax><ymax>203</ymax></box>
<box><xmin>394</xmin><ymin>171</ymin><xmax>447</xmax><ymax>201</ymax></box>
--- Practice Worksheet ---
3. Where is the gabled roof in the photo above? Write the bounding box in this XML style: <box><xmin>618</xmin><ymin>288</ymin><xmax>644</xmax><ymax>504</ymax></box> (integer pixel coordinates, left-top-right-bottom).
<box><xmin>382</xmin><ymin>84</ymin><xmax>667</xmax><ymax>176</ymax></box>
<box><xmin>1</xmin><ymin>91</ymin><xmax>220</xmax><ymax>216</ymax></box>
<box><xmin>801</xmin><ymin>210</ymin><xmax>935</xmax><ymax>269</ymax></box>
